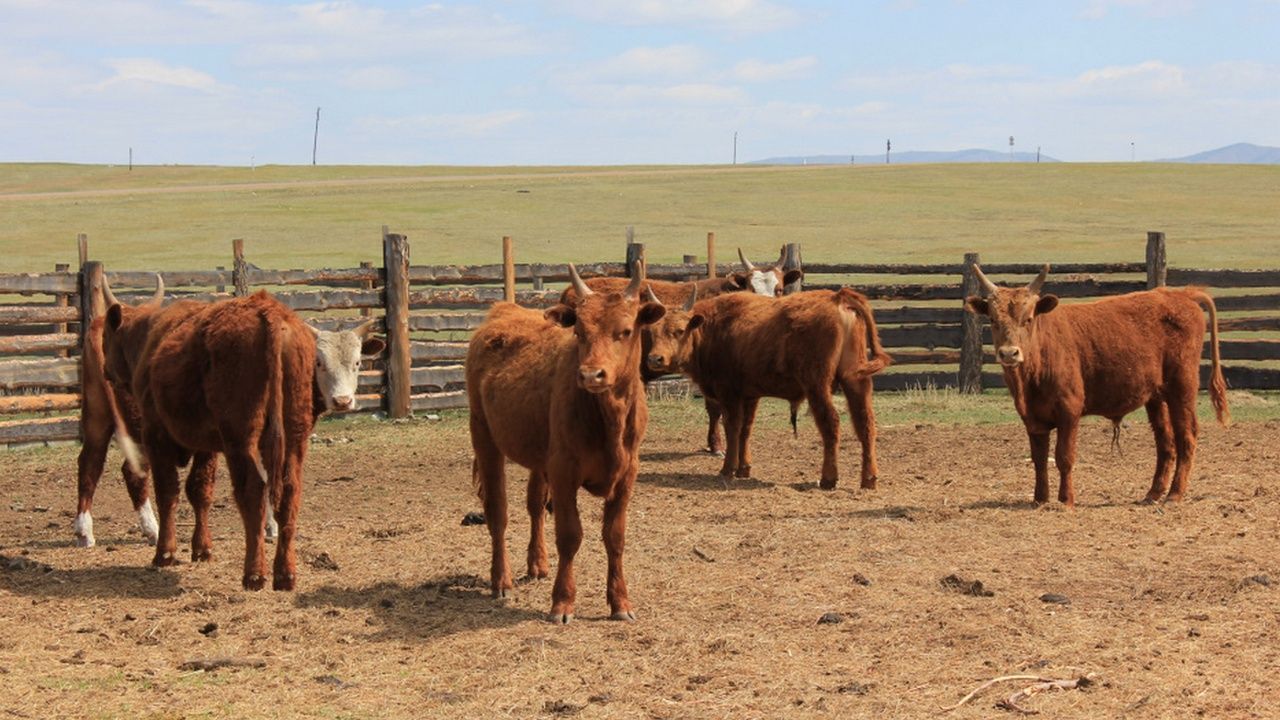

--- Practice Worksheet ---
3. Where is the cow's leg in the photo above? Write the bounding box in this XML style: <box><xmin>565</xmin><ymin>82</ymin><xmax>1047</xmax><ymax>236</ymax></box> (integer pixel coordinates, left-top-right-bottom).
<box><xmin>271</xmin><ymin>446</ymin><xmax>303</xmax><ymax>591</ymax></box>
<box><xmin>548</xmin><ymin>471</ymin><xmax>582</xmax><ymax>624</ymax></box>
<box><xmin>602</xmin><ymin>476</ymin><xmax>635</xmax><ymax>621</ymax></box>
<box><xmin>843</xmin><ymin>377</ymin><xmax>879</xmax><ymax>489</ymax></box>
<box><xmin>1029</xmin><ymin>430</ymin><xmax>1051</xmax><ymax>504</ymax></box>
<box><xmin>121</xmin><ymin>459</ymin><xmax>158</xmax><ymax>547</ymax></box>
<box><xmin>185</xmin><ymin>452</ymin><xmax>218</xmax><ymax>562</ymax></box>
<box><xmin>734</xmin><ymin>396</ymin><xmax>760</xmax><ymax>478</ymax></box>
<box><xmin>703</xmin><ymin>397</ymin><xmax>725</xmax><ymax>456</ymax></box>
<box><xmin>73</xmin><ymin>410</ymin><xmax>113</xmax><ymax>548</ymax></box>
<box><xmin>1054</xmin><ymin>419</ymin><xmax>1080</xmax><ymax>508</ymax></box>
<box><xmin>146</xmin><ymin>437</ymin><xmax>184</xmax><ymax>567</ymax></box>
<box><xmin>1143</xmin><ymin>399</ymin><xmax>1176</xmax><ymax>503</ymax></box>
<box><xmin>1165</xmin><ymin>379</ymin><xmax>1199</xmax><ymax>503</ymax></box>
<box><xmin>224</xmin><ymin>451</ymin><xmax>268</xmax><ymax>590</ymax></box>
<box><xmin>471</xmin><ymin>414</ymin><xmax>513</xmax><ymax>598</ymax></box>
<box><xmin>526</xmin><ymin>470</ymin><xmax>549</xmax><ymax>580</ymax></box>
<box><xmin>718</xmin><ymin>400</ymin><xmax>743</xmax><ymax>478</ymax></box>
<box><xmin>809</xmin><ymin>388</ymin><xmax>841</xmax><ymax>490</ymax></box>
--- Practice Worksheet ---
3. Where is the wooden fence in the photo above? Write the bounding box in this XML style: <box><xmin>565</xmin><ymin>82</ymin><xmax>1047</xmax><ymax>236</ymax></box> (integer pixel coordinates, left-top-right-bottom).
<box><xmin>1</xmin><ymin>229</ymin><xmax>1277</xmax><ymax>447</ymax></box>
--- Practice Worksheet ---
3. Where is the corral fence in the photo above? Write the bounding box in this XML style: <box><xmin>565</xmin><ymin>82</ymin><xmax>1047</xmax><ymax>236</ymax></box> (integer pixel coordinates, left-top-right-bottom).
<box><xmin>1</xmin><ymin>229</ymin><xmax>1276</xmax><ymax>447</ymax></box>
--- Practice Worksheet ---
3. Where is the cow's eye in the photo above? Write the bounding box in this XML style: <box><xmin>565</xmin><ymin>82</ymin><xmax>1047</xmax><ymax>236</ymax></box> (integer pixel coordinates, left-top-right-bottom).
<box><xmin>616</xmin><ymin>329</ymin><xmax>631</xmax><ymax>341</ymax></box>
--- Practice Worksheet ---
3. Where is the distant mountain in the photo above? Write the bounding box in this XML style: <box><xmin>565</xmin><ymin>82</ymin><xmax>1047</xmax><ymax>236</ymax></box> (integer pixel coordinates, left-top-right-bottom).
<box><xmin>751</xmin><ymin>149</ymin><xmax>1059</xmax><ymax>165</ymax></box>
<box><xmin>1159</xmin><ymin>143</ymin><xmax>1280</xmax><ymax>164</ymax></box>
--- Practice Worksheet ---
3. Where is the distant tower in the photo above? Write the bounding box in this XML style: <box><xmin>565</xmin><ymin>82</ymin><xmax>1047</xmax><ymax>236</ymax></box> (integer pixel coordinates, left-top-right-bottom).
<box><xmin>1009</xmin><ymin>136</ymin><xmax>1015</xmax><ymax>161</ymax></box>
<box><xmin>886</xmin><ymin>139</ymin><xmax>891</xmax><ymax>164</ymax></box>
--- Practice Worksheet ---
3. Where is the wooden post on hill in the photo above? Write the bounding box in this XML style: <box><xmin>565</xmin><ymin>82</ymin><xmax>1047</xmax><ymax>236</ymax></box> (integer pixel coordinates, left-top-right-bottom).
<box><xmin>782</xmin><ymin>243</ymin><xmax>803</xmax><ymax>295</ymax></box>
<box><xmin>1146</xmin><ymin>231</ymin><xmax>1167</xmax><ymax>289</ymax></box>
<box><xmin>625</xmin><ymin>241</ymin><xmax>645</xmax><ymax>277</ymax></box>
<box><xmin>502</xmin><ymin>236</ymin><xmax>516</xmax><ymax>303</ymax></box>
<box><xmin>78</xmin><ymin>233</ymin><xmax>89</xmax><ymax>267</ymax></box>
<box><xmin>706</xmin><ymin>232</ymin><xmax>717</xmax><ymax>278</ymax></box>
<box><xmin>54</xmin><ymin>263</ymin><xmax>70</xmax><ymax>357</ymax></box>
<box><xmin>959</xmin><ymin>252</ymin><xmax>984</xmax><ymax>394</ymax></box>
<box><xmin>382</xmin><ymin>230</ymin><xmax>412</xmax><ymax>418</ymax></box>
<box><xmin>232</xmin><ymin>239</ymin><xmax>249</xmax><ymax>297</ymax></box>
<box><xmin>683</xmin><ymin>254</ymin><xmax>698</xmax><ymax>282</ymax></box>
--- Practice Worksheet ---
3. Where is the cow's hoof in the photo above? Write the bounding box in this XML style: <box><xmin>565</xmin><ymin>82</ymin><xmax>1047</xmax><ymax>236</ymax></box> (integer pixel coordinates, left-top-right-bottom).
<box><xmin>493</xmin><ymin>587</ymin><xmax>512</xmax><ymax>600</ymax></box>
<box><xmin>153</xmin><ymin>551</ymin><xmax>179</xmax><ymax>567</ymax></box>
<box><xmin>860</xmin><ymin>478</ymin><xmax>878</xmax><ymax>490</ymax></box>
<box><xmin>818</xmin><ymin>478</ymin><xmax>838</xmax><ymax>490</ymax></box>
<box><xmin>525</xmin><ymin>565</ymin><xmax>549</xmax><ymax>580</ymax></box>
<box><xmin>702</xmin><ymin>447</ymin><xmax>725</xmax><ymax>458</ymax></box>
<box><xmin>1139</xmin><ymin>495</ymin><xmax>1160</xmax><ymax>505</ymax></box>
<box><xmin>734</xmin><ymin>466</ymin><xmax>751</xmax><ymax>479</ymax></box>
<box><xmin>1163</xmin><ymin>493</ymin><xmax>1184</xmax><ymax>504</ymax></box>
<box><xmin>610</xmin><ymin>610</ymin><xmax>637</xmax><ymax>622</ymax></box>
<box><xmin>191</xmin><ymin>548</ymin><xmax>213</xmax><ymax>563</ymax></box>
<box><xmin>548</xmin><ymin>611</ymin><xmax>574</xmax><ymax>625</ymax></box>
<box><xmin>272</xmin><ymin>574</ymin><xmax>296</xmax><ymax>591</ymax></box>
<box><xmin>74</xmin><ymin>534</ymin><xmax>94</xmax><ymax>549</ymax></box>
<box><xmin>243</xmin><ymin>574</ymin><xmax>266</xmax><ymax>591</ymax></box>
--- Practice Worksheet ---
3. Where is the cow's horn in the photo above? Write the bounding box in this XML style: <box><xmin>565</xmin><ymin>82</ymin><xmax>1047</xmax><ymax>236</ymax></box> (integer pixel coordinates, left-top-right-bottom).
<box><xmin>149</xmin><ymin>274</ymin><xmax>165</xmax><ymax>306</ymax></box>
<box><xmin>643</xmin><ymin>285</ymin><xmax>662</xmax><ymax>305</ymax></box>
<box><xmin>971</xmin><ymin>264</ymin><xmax>1000</xmax><ymax>297</ymax></box>
<box><xmin>624</xmin><ymin>260</ymin><xmax>645</xmax><ymax>298</ymax></box>
<box><xmin>737</xmin><ymin>248</ymin><xmax>756</xmax><ymax>272</ymax></box>
<box><xmin>1027</xmin><ymin>264</ymin><xmax>1050</xmax><ymax>294</ymax></box>
<box><xmin>353</xmin><ymin>318</ymin><xmax>378</xmax><ymax>338</ymax></box>
<box><xmin>101</xmin><ymin>277</ymin><xmax>120</xmax><ymax>309</ymax></box>
<box><xmin>567</xmin><ymin>263</ymin><xmax>593</xmax><ymax>297</ymax></box>
<box><xmin>683</xmin><ymin>285</ymin><xmax>698</xmax><ymax>312</ymax></box>
<box><xmin>774</xmin><ymin>244</ymin><xmax>787</xmax><ymax>269</ymax></box>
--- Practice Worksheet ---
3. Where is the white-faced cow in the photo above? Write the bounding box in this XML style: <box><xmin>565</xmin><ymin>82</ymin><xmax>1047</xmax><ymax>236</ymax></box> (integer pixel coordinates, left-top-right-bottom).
<box><xmin>468</xmin><ymin>262</ymin><xmax>664</xmax><ymax>623</ymax></box>
<box><xmin>964</xmin><ymin>264</ymin><xmax>1229</xmax><ymax>507</ymax></box>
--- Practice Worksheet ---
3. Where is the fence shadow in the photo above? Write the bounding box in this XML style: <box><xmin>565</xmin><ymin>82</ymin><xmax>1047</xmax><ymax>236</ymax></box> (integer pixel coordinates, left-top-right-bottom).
<box><xmin>295</xmin><ymin>574</ymin><xmax>545</xmax><ymax>642</ymax></box>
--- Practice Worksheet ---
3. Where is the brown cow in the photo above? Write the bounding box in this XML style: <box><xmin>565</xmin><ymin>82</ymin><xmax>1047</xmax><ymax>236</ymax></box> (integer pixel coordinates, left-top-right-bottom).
<box><xmin>669</xmin><ymin>288</ymin><xmax>891</xmax><ymax>489</ymax></box>
<box><xmin>964</xmin><ymin>265</ymin><xmax>1229</xmax><ymax>507</ymax></box>
<box><xmin>468</xmin><ymin>262</ymin><xmax>664</xmax><ymax>623</ymax></box>
<box><xmin>104</xmin><ymin>291</ymin><xmax>319</xmax><ymax>590</ymax></box>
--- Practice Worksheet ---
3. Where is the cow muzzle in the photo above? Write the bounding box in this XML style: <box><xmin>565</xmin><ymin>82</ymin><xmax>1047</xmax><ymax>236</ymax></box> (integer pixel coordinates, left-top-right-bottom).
<box><xmin>331</xmin><ymin>395</ymin><xmax>356</xmax><ymax>412</ymax></box>
<box><xmin>578</xmin><ymin>366</ymin><xmax>610</xmax><ymax>393</ymax></box>
<box><xmin>646</xmin><ymin>353</ymin><xmax>669</xmax><ymax>372</ymax></box>
<box><xmin>997</xmin><ymin>346</ymin><xmax>1024</xmax><ymax>367</ymax></box>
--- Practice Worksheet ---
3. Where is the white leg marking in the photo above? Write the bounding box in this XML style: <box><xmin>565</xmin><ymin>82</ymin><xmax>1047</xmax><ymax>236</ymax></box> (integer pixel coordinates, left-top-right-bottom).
<box><xmin>265</xmin><ymin>514</ymin><xmax>278</xmax><ymax>542</ymax></box>
<box><xmin>138</xmin><ymin>498</ymin><xmax>160</xmax><ymax>546</ymax></box>
<box><xmin>74</xmin><ymin>512</ymin><xmax>95</xmax><ymax>548</ymax></box>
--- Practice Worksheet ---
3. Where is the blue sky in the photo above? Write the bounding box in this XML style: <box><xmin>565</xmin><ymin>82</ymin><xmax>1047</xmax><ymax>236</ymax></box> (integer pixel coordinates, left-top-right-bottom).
<box><xmin>2</xmin><ymin>0</ymin><xmax>1277</xmax><ymax>165</ymax></box>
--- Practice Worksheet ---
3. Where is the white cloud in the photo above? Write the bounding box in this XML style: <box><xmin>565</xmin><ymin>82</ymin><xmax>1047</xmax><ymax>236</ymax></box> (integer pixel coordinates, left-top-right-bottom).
<box><xmin>553</xmin><ymin>0</ymin><xmax>799</xmax><ymax>32</ymax></box>
<box><xmin>1069</xmin><ymin>60</ymin><xmax>1186</xmax><ymax>98</ymax></box>
<box><xmin>86</xmin><ymin>58</ymin><xmax>226</xmax><ymax>93</ymax></box>
<box><xmin>592</xmin><ymin>46</ymin><xmax>709</xmax><ymax>81</ymax></box>
<box><xmin>733</xmin><ymin>56</ymin><xmax>816</xmax><ymax>82</ymax></box>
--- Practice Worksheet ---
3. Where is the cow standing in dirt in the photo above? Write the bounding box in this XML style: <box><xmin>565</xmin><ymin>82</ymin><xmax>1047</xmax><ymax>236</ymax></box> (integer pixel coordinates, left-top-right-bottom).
<box><xmin>964</xmin><ymin>264</ymin><xmax>1229</xmax><ymax>507</ymax></box>
<box><xmin>667</xmin><ymin>288</ymin><xmax>891</xmax><ymax>489</ymax></box>
<box><xmin>103</xmin><ymin>291</ymin><xmax>380</xmax><ymax>590</ymax></box>
<box><xmin>561</xmin><ymin>248</ymin><xmax>801</xmax><ymax>454</ymax></box>
<box><xmin>468</xmin><ymin>263</ymin><xmax>664</xmax><ymax>623</ymax></box>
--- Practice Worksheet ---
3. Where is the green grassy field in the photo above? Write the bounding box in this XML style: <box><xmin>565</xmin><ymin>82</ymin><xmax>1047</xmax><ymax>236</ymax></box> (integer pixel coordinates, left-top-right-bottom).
<box><xmin>1</xmin><ymin>162</ymin><xmax>1277</xmax><ymax>273</ymax></box>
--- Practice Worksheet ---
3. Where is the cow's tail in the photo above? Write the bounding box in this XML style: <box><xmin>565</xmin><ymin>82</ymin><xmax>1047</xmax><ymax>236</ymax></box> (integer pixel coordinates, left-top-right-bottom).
<box><xmin>89</xmin><ymin>320</ymin><xmax>145</xmax><ymax>477</ymax></box>
<box><xmin>259</xmin><ymin>310</ymin><xmax>288</xmax><ymax>493</ymax></box>
<box><xmin>104</xmin><ymin>373</ymin><xmax>145</xmax><ymax>477</ymax></box>
<box><xmin>835</xmin><ymin>288</ymin><xmax>892</xmax><ymax>378</ymax></box>
<box><xmin>1191</xmin><ymin>289</ymin><xmax>1230</xmax><ymax>426</ymax></box>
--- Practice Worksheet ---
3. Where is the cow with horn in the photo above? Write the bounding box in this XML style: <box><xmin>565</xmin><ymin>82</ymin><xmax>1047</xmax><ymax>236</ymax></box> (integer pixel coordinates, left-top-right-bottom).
<box><xmin>964</xmin><ymin>264</ymin><xmax>1229</xmax><ymax>507</ymax></box>
<box><xmin>468</xmin><ymin>261</ymin><xmax>665</xmax><ymax>623</ymax></box>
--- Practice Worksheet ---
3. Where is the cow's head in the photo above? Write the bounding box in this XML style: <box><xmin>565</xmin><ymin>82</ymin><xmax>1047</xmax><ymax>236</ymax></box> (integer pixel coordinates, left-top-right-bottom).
<box><xmin>101</xmin><ymin>275</ymin><xmax>167</xmax><ymax>394</ymax></box>
<box><xmin>731</xmin><ymin>246</ymin><xmax>803</xmax><ymax>297</ymax></box>
<box><xmin>642</xmin><ymin>284</ymin><xmax>698</xmax><ymax>374</ymax></box>
<box><xmin>964</xmin><ymin>264</ymin><xmax>1059</xmax><ymax>368</ymax></box>
<box><xmin>308</xmin><ymin>320</ymin><xmax>387</xmax><ymax>413</ymax></box>
<box><xmin>546</xmin><ymin>262</ymin><xmax>665</xmax><ymax>394</ymax></box>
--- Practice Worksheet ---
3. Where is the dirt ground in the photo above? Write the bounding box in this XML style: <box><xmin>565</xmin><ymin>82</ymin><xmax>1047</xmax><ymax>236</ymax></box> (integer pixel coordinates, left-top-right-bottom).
<box><xmin>1</xmin><ymin>398</ymin><xmax>1278</xmax><ymax>719</ymax></box>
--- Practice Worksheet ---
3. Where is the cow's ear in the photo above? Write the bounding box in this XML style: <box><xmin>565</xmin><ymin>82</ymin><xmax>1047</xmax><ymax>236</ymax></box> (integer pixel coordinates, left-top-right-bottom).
<box><xmin>727</xmin><ymin>273</ymin><xmax>750</xmax><ymax>290</ymax></box>
<box><xmin>106</xmin><ymin>303</ymin><xmax>124</xmax><ymax>331</ymax></box>
<box><xmin>544</xmin><ymin>305</ymin><xmax>577</xmax><ymax>328</ymax></box>
<box><xmin>636</xmin><ymin>302</ymin><xmax>666</xmax><ymax>327</ymax></box>
<box><xmin>782</xmin><ymin>269</ymin><xmax>803</xmax><ymax>286</ymax></box>
<box><xmin>686</xmin><ymin>314</ymin><xmax>706</xmax><ymax>332</ymax></box>
<box><xmin>361</xmin><ymin>337</ymin><xmax>386</xmax><ymax>357</ymax></box>
<box><xmin>965</xmin><ymin>296</ymin><xmax>989</xmax><ymax>315</ymax></box>
<box><xmin>1035</xmin><ymin>294</ymin><xmax>1059</xmax><ymax>315</ymax></box>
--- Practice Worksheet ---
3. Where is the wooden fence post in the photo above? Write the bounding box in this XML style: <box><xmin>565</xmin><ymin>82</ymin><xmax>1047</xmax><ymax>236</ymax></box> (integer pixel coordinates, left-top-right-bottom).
<box><xmin>683</xmin><ymin>254</ymin><xmax>698</xmax><ymax>282</ymax></box>
<box><xmin>959</xmin><ymin>252</ymin><xmax>984</xmax><ymax>394</ymax></box>
<box><xmin>54</xmin><ymin>263</ymin><xmax>70</xmax><ymax>357</ymax></box>
<box><xmin>79</xmin><ymin>261</ymin><xmax>105</xmax><ymax>354</ymax></box>
<box><xmin>706</xmin><ymin>232</ymin><xmax>716</xmax><ymax>278</ymax></box>
<box><xmin>625</xmin><ymin>242</ymin><xmax>645</xmax><ymax>276</ymax></box>
<box><xmin>359</xmin><ymin>261</ymin><xmax>374</xmax><ymax>317</ymax></box>
<box><xmin>1146</xmin><ymin>231</ymin><xmax>1167</xmax><ymax>289</ymax></box>
<box><xmin>232</xmin><ymin>238</ymin><xmax>249</xmax><ymax>297</ymax></box>
<box><xmin>78</xmin><ymin>233</ymin><xmax>89</xmax><ymax>266</ymax></box>
<box><xmin>382</xmin><ymin>231</ymin><xmax>412</xmax><ymax>418</ymax></box>
<box><xmin>502</xmin><ymin>236</ymin><xmax>515</xmax><ymax>302</ymax></box>
<box><xmin>215</xmin><ymin>266</ymin><xmax>226</xmax><ymax>294</ymax></box>
<box><xmin>782</xmin><ymin>243</ymin><xmax>803</xmax><ymax>295</ymax></box>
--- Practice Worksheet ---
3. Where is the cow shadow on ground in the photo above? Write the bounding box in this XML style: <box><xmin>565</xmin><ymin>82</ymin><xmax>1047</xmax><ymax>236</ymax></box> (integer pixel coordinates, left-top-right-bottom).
<box><xmin>637</xmin><ymin>471</ymin><xmax>774</xmax><ymax>492</ymax></box>
<box><xmin>295</xmin><ymin>573</ymin><xmax>545</xmax><ymax>642</ymax></box>
<box><xmin>838</xmin><ymin>504</ymin><xmax>926</xmax><ymax>520</ymax></box>
<box><xmin>0</xmin><ymin>562</ymin><xmax>182</xmax><ymax>600</ymax></box>
<box><xmin>960</xmin><ymin>498</ymin><xmax>1048</xmax><ymax>511</ymax></box>
<box><xmin>640</xmin><ymin>450</ymin><xmax>720</xmax><ymax>462</ymax></box>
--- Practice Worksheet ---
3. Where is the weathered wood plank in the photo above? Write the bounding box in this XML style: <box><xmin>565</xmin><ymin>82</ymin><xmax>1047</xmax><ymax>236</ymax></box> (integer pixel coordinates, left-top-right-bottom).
<box><xmin>1168</xmin><ymin>268</ymin><xmax>1280</xmax><ymax>288</ymax></box>
<box><xmin>1218</xmin><ymin>317</ymin><xmax>1280</xmax><ymax>332</ymax></box>
<box><xmin>1205</xmin><ymin>340</ymin><xmax>1280</xmax><ymax>361</ymax></box>
<box><xmin>106</xmin><ymin>268</ymin><xmax>381</xmax><ymax>289</ymax></box>
<box><xmin>878</xmin><ymin>324</ymin><xmax>964</xmax><ymax>349</ymax></box>
<box><xmin>272</xmin><ymin>290</ymin><xmax>381</xmax><ymax>312</ymax></box>
<box><xmin>1215</xmin><ymin>365</ymin><xmax>1280</xmax><ymax>390</ymax></box>
<box><xmin>872</xmin><ymin>306</ymin><xmax>964</xmax><ymax>324</ymax></box>
<box><xmin>0</xmin><ymin>394</ymin><xmax>80</xmax><ymax>414</ymax></box>
<box><xmin>408</xmin><ymin>288</ymin><xmax>562</xmax><ymax>310</ymax></box>
<box><xmin>0</xmin><ymin>357</ymin><xmax>80</xmax><ymax>389</ymax></box>
<box><xmin>1213</xmin><ymin>294</ymin><xmax>1280</xmax><ymax>312</ymax></box>
<box><xmin>357</xmin><ymin>365</ymin><xmax>466</xmax><ymax>391</ymax></box>
<box><xmin>409</xmin><ymin>341</ymin><xmax>469</xmax><ymax>361</ymax></box>
<box><xmin>409</xmin><ymin>313</ymin><xmax>487</xmax><ymax>332</ymax></box>
<box><xmin>409</xmin><ymin>390</ymin><xmax>468</xmax><ymax>411</ymax></box>
<box><xmin>0</xmin><ymin>333</ymin><xmax>79</xmax><ymax>355</ymax></box>
<box><xmin>0</xmin><ymin>273</ymin><xmax>79</xmax><ymax>294</ymax></box>
<box><xmin>0</xmin><ymin>417</ymin><xmax>81</xmax><ymax>444</ymax></box>
<box><xmin>0</xmin><ymin>305</ymin><xmax>81</xmax><ymax>325</ymax></box>
<box><xmin>803</xmin><ymin>262</ymin><xmax>1146</xmax><ymax>276</ymax></box>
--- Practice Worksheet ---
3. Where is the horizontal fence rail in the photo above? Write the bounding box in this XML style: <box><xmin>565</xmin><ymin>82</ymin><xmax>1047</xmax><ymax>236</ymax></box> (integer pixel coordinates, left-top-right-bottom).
<box><xmin>1</xmin><ymin>228</ymin><xmax>1277</xmax><ymax>448</ymax></box>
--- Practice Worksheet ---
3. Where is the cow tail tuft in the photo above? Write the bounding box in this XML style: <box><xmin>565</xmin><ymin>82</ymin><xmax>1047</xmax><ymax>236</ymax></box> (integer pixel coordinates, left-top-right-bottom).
<box><xmin>261</xmin><ymin>310</ymin><xmax>287</xmax><ymax>494</ymax></box>
<box><xmin>835</xmin><ymin>288</ymin><xmax>892</xmax><ymax>377</ymax></box>
<box><xmin>1193</xmin><ymin>290</ymin><xmax>1230</xmax><ymax>426</ymax></box>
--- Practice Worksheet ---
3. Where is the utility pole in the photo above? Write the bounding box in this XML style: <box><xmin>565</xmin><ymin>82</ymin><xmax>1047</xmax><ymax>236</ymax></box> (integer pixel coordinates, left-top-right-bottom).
<box><xmin>312</xmin><ymin>107</ymin><xmax>321</xmax><ymax>166</ymax></box>
<box><xmin>886</xmin><ymin>139</ymin><xmax>891</xmax><ymax>164</ymax></box>
<box><xmin>1131</xmin><ymin>141</ymin><xmax>1135</xmax><ymax>162</ymax></box>
<box><xmin>1036</xmin><ymin>146</ymin><xmax>1041</xmax><ymax>163</ymax></box>
<box><xmin>1009</xmin><ymin>136</ymin><xmax>1015</xmax><ymax>161</ymax></box>
<box><xmin>733</xmin><ymin>131</ymin><xmax>738</xmax><ymax>165</ymax></box>
<box><xmin>128</xmin><ymin>147</ymin><xmax>132</xmax><ymax>172</ymax></box>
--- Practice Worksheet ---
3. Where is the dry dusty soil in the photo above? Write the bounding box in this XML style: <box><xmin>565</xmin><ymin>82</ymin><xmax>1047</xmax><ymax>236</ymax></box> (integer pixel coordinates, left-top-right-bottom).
<box><xmin>1</xmin><ymin>399</ymin><xmax>1278</xmax><ymax>719</ymax></box>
